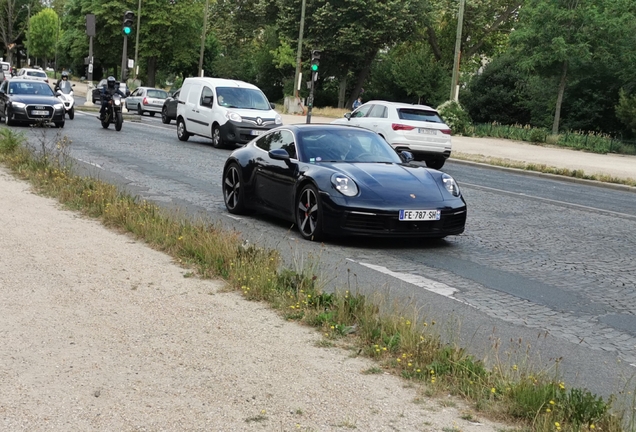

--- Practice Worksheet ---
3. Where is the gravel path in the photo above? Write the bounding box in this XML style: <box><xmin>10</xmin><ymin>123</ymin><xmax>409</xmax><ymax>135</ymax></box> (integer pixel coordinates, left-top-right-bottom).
<box><xmin>0</xmin><ymin>167</ymin><xmax>511</xmax><ymax>431</ymax></box>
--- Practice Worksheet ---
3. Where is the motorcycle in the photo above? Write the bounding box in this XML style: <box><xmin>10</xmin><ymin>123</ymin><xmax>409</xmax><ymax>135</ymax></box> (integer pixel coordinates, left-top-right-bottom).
<box><xmin>55</xmin><ymin>81</ymin><xmax>76</xmax><ymax>120</ymax></box>
<box><xmin>100</xmin><ymin>93</ymin><xmax>124</xmax><ymax>131</ymax></box>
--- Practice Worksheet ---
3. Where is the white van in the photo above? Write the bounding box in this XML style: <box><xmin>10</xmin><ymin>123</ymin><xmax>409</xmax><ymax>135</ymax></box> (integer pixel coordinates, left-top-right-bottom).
<box><xmin>176</xmin><ymin>77</ymin><xmax>282</xmax><ymax>148</ymax></box>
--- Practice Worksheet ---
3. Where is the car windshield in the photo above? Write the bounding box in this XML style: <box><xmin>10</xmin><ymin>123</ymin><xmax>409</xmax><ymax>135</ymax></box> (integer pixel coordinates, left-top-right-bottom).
<box><xmin>397</xmin><ymin>108</ymin><xmax>444</xmax><ymax>123</ymax></box>
<box><xmin>147</xmin><ymin>89</ymin><xmax>167</xmax><ymax>99</ymax></box>
<box><xmin>298</xmin><ymin>128</ymin><xmax>403</xmax><ymax>164</ymax></box>
<box><xmin>216</xmin><ymin>87</ymin><xmax>271</xmax><ymax>110</ymax></box>
<box><xmin>8</xmin><ymin>81</ymin><xmax>54</xmax><ymax>96</ymax></box>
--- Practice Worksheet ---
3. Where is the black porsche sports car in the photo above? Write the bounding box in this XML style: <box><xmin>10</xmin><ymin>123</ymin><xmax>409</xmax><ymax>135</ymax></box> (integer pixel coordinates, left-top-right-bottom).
<box><xmin>0</xmin><ymin>78</ymin><xmax>65</xmax><ymax>128</ymax></box>
<box><xmin>222</xmin><ymin>124</ymin><xmax>467</xmax><ymax>241</ymax></box>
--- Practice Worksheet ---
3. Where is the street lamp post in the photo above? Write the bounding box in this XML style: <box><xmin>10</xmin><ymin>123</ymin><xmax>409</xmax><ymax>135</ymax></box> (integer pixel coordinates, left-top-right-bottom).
<box><xmin>198</xmin><ymin>0</ymin><xmax>210</xmax><ymax>77</ymax></box>
<box><xmin>133</xmin><ymin>0</ymin><xmax>141</xmax><ymax>80</ymax></box>
<box><xmin>21</xmin><ymin>3</ymin><xmax>32</xmax><ymax>67</ymax></box>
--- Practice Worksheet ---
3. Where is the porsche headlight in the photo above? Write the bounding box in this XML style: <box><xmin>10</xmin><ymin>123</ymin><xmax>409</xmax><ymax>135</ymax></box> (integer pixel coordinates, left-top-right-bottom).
<box><xmin>53</xmin><ymin>103</ymin><xmax>64</xmax><ymax>110</ymax></box>
<box><xmin>442</xmin><ymin>173</ymin><xmax>461</xmax><ymax>197</ymax></box>
<box><xmin>275</xmin><ymin>114</ymin><xmax>282</xmax><ymax>125</ymax></box>
<box><xmin>11</xmin><ymin>102</ymin><xmax>26</xmax><ymax>109</ymax></box>
<box><xmin>331</xmin><ymin>173</ymin><xmax>359</xmax><ymax>197</ymax></box>
<box><xmin>226</xmin><ymin>111</ymin><xmax>242</xmax><ymax>122</ymax></box>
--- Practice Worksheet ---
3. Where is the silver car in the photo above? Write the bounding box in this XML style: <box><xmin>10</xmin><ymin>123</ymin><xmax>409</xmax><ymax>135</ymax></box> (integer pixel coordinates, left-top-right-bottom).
<box><xmin>125</xmin><ymin>87</ymin><xmax>168</xmax><ymax>116</ymax></box>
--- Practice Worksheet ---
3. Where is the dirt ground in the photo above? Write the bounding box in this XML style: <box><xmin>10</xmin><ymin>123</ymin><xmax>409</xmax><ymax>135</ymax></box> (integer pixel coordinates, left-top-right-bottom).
<box><xmin>0</xmin><ymin>166</ymin><xmax>513</xmax><ymax>431</ymax></box>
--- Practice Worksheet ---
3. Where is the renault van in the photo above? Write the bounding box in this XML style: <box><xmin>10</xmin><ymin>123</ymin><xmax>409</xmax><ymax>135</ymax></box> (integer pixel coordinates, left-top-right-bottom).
<box><xmin>176</xmin><ymin>77</ymin><xmax>282</xmax><ymax>148</ymax></box>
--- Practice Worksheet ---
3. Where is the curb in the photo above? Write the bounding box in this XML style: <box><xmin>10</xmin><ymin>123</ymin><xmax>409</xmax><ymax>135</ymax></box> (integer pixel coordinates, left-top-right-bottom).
<box><xmin>449</xmin><ymin>157</ymin><xmax>636</xmax><ymax>193</ymax></box>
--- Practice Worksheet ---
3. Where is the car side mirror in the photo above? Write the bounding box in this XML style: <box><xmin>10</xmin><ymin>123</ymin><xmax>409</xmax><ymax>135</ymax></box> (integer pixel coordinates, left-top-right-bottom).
<box><xmin>270</xmin><ymin>103</ymin><xmax>276</xmax><ymax>109</ymax></box>
<box><xmin>399</xmin><ymin>151</ymin><xmax>414</xmax><ymax>163</ymax></box>
<box><xmin>269</xmin><ymin>148</ymin><xmax>290</xmax><ymax>161</ymax></box>
<box><xmin>344</xmin><ymin>112</ymin><xmax>352</xmax><ymax>120</ymax></box>
<box><xmin>72</xmin><ymin>84</ymin><xmax>76</xmax><ymax>87</ymax></box>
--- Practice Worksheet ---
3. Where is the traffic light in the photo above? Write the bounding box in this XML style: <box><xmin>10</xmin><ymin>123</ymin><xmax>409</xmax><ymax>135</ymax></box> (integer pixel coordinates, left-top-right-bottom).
<box><xmin>310</xmin><ymin>50</ymin><xmax>321</xmax><ymax>73</ymax></box>
<box><xmin>122</xmin><ymin>11</ymin><xmax>134</xmax><ymax>35</ymax></box>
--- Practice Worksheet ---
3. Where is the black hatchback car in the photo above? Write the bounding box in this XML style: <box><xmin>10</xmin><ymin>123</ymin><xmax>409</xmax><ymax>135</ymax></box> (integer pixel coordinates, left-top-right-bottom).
<box><xmin>0</xmin><ymin>78</ymin><xmax>65</xmax><ymax>128</ymax></box>
<box><xmin>161</xmin><ymin>88</ymin><xmax>180</xmax><ymax>124</ymax></box>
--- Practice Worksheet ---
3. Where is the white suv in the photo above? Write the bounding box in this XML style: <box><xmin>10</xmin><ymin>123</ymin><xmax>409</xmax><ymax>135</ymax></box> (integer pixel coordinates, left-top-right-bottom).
<box><xmin>332</xmin><ymin>101</ymin><xmax>452</xmax><ymax>169</ymax></box>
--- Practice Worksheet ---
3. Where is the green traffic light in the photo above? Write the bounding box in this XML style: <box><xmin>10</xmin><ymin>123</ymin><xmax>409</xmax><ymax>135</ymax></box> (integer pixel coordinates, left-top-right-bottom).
<box><xmin>311</xmin><ymin>64</ymin><xmax>318</xmax><ymax>71</ymax></box>
<box><xmin>123</xmin><ymin>27</ymin><xmax>131</xmax><ymax>35</ymax></box>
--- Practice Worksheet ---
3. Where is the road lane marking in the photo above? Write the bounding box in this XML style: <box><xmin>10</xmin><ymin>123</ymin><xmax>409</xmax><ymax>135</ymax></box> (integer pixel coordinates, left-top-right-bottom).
<box><xmin>224</xmin><ymin>214</ymin><xmax>242</xmax><ymax>220</ymax></box>
<box><xmin>462</xmin><ymin>182</ymin><xmax>636</xmax><ymax>219</ymax></box>
<box><xmin>75</xmin><ymin>158</ymin><xmax>103</xmax><ymax>169</ymax></box>
<box><xmin>347</xmin><ymin>259</ymin><xmax>459</xmax><ymax>298</ymax></box>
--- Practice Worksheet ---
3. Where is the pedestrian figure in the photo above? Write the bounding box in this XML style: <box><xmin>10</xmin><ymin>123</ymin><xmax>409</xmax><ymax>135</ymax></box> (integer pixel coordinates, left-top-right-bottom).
<box><xmin>352</xmin><ymin>97</ymin><xmax>362</xmax><ymax>110</ymax></box>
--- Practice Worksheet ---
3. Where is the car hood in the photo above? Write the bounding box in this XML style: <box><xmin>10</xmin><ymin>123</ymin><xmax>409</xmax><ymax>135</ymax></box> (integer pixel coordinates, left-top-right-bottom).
<box><xmin>10</xmin><ymin>94</ymin><xmax>58</xmax><ymax>105</ymax></box>
<box><xmin>327</xmin><ymin>162</ymin><xmax>445</xmax><ymax>203</ymax></box>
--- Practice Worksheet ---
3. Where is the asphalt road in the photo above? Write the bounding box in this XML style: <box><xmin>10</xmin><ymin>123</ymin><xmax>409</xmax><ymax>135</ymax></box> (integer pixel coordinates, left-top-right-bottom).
<box><xmin>8</xmin><ymin>111</ymin><xmax>636</xmax><ymax>400</ymax></box>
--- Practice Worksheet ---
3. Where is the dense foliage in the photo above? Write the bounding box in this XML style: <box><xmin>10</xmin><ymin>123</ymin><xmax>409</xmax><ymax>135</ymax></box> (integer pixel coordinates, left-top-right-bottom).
<box><xmin>2</xmin><ymin>0</ymin><xmax>636</xmax><ymax>137</ymax></box>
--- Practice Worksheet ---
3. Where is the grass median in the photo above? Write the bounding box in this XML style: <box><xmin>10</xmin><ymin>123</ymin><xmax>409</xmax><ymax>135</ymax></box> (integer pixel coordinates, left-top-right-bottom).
<box><xmin>0</xmin><ymin>125</ymin><xmax>633</xmax><ymax>432</ymax></box>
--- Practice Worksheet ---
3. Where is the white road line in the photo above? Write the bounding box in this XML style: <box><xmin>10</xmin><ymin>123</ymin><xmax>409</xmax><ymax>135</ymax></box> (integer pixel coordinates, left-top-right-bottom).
<box><xmin>462</xmin><ymin>182</ymin><xmax>635</xmax><ymax>219</ymax></box>
<box><xmin>347</xmin><ymin>259</ymin><xmax>459</xmax><ymax>298</ymax></box>
<box><xmin>224</xmin><ymin>214</ymin><xmax>242</xmax><ymax>220</ymax></box>
<box><xmin>75</xmin><ymin>158</ymin><xmax>103</xmax><ymax>169</ymax></box>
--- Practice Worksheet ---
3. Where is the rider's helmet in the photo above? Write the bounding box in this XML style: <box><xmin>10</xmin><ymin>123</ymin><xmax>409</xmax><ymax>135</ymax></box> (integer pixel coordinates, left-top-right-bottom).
<box><xmin>107</xmin><ymin>76</ymin><xmax>117</xmax><ymax>89</ymax></box>
<box><xmin>61</xmin><ymin>71</ymin><xmax>69</xmax><ymax>80</ymax></box>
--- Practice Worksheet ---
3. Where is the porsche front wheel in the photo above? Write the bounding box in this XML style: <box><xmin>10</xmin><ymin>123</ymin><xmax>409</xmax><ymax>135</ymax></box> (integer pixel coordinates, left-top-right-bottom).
<box><xmin>296</xmin><ymin>184</ymin><xmax>324</xmax><ymax>241</ymax></box>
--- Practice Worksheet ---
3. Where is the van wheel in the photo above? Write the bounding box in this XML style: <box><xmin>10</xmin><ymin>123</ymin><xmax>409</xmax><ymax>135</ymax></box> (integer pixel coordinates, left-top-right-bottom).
<box><xmin>212</xmin><ymin>125</ymin><xmax>225</xmax><ymax>149</ymax></box>
<box><xmin>177</xmin><ymin>119</ymin><xmax>190</xmax><ymax>142</ymax></box>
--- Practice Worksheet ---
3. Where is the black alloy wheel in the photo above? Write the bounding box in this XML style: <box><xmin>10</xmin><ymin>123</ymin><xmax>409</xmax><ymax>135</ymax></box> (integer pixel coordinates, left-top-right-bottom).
<box><xmin>177</xmin><ymin>119</ymin><xmax>190</xmax><ymax>141</ymax></box>
<box><xmin>296</xmin><ymin>184</ymin><xmax>324</xmax><ymax>241</ymax></box>
<box><xmin>4</xmin><ymin>106</ymin><xmax>14</xmax><ymax>126</ymax></box>
<box><xmin>223</xmin><ymin>164</ymin><xmax>246</xmax><ymax>214</ymax></box>
<box><xmin>161</xmin><ymin>107</ymin><xmax>170</xmax><ymax>124</ymax></box>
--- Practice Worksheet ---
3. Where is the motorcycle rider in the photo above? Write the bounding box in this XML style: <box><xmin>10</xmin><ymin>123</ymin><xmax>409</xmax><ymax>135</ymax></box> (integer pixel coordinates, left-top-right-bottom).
<box><xmin>99</xmin><ymin>76</ymin><xmax>126</xmax><ymax>121</ymax></box>
<box><xmin>54</xmin><ymin>71</ymin><xmax>71</xmax><ymax>93</ymax></box>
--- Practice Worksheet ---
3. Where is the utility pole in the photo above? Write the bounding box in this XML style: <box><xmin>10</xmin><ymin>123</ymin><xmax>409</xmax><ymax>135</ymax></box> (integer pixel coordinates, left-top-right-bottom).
<box><xmin>133</xmin><ymin>0</ymin><xmax>142</xmax><ymax>80</ymax></box>
<box><xmin>449</xmin><ymin>0</ymin><xmax>466</xmax><ymax>102</ymax></box>
<box><xmin>293</xmin><ymin>0</ymin><xmax>307</xmax><ymax>98</ymax></box>
<box><xmin>198</xmin><ymin>0</ymin><xmax>210</xmax><ymax>77</ymax></box>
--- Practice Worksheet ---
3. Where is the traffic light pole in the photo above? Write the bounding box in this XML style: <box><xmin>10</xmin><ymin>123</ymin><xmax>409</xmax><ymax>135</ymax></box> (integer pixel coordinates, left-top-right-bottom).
<box><xmin>306</xmin><ymin>75</ymin><xmax>314</xmax><ymax>124</ymax></box>
<box><xmin>121</xmin><ymin>35</ymin><xmax>128</xmax><ymax>82</ymax></box>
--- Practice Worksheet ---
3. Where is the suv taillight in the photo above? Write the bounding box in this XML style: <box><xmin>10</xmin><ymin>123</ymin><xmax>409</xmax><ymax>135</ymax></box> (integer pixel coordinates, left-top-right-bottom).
<box><xmin>391</xmin><ymin>123</ymin><xmax>415</xmax><ymax>131</ymax></box>
<box><xmin>441</xmin><ymin>129</ymin><xmax>452</xmax><ymax>135</ymax></box>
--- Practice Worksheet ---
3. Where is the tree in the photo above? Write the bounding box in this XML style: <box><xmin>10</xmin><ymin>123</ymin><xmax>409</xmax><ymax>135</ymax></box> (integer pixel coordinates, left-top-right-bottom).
<box><xmin>510</xmin><ymin>0</ymin><xmax>611</xmax><ymax>135</ymax></box>
<box><xmin>0</xmin><ymin>0</ymin><xmax>31</xmax><ymax>64</ymax></box>
<box><xmin>276</xmin><ymin>0</ymin><xmax>430</xmax><ymax>108</ymax></box>
<box><xmin>27</xmin><ymin>8</ymin><xmax>59</xmax><ymax>66</ymax></box>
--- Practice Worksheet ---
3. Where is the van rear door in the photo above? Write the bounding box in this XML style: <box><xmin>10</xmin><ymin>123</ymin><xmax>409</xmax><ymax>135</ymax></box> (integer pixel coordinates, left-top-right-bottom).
<box><xmin>184</xmin><ymin>83</ymin><xmax>204</xmax><ymax>135</ymax></box>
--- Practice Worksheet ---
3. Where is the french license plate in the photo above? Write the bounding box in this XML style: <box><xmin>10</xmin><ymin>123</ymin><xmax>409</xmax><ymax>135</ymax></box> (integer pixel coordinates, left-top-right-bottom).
<box><xmin>418</xmin><ymin>128</ymin><xmax>436</xmax><ymax>135</ymax></box>
<box><xmin>31</xmin><ymin>110</ymin><xmax>49</xmax><ymax>116</ymax></box>
<box><xmin>251</xmin><ymin>130</ymin><xmax>265</xmax><ymax>136</ymax></box>
<box><xmin>399</xmin><ymin>209</ymin><xmax>441</xmax><ymax>221</ymax></box>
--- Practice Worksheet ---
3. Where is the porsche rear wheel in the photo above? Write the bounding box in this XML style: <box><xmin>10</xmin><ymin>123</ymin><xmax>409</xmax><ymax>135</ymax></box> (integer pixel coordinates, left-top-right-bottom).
<box><xmin>296</xmin><ymin>184</ymin><xmax>324</xmax><ymax>241</ymax></box>
<box><xmin>223</xmin><ymin>164</ymin><xmax>247</xmax><ymax>214</ymax></box>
